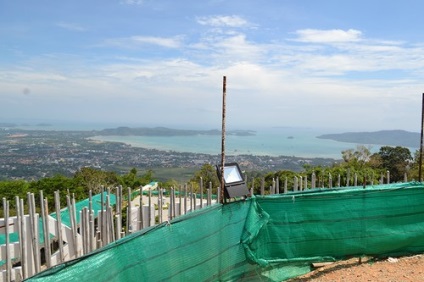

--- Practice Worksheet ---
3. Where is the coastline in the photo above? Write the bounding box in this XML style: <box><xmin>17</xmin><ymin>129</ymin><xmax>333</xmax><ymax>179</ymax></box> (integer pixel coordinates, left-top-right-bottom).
<box><xmin>7</xmin><ymin>123</ymin><xmax>419</xmax><ymax>159</ymax></box>
<box><xmin>88</xmin><ymin>133</ymin><xmax>357</xmax><ymax>159</ymax></box>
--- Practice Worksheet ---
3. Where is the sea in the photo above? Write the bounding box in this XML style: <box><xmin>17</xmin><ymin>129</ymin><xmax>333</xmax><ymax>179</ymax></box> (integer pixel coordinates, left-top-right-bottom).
<box><xmin>89</xmin><ymin>128</ymin><xmax>375</xmax><ymax>159</ymax></box>
<box><xmin>9</xmin><ymin>122</ymin><xmax>413</xmax><ymax>159</ymax></box>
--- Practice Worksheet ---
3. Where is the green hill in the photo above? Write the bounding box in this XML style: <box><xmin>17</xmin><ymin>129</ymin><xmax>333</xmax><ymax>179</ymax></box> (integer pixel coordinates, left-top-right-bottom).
<box><xmin>317</xmin><ymin>130</ymin><xmax>420</xmax><ymax>148</ymax></box>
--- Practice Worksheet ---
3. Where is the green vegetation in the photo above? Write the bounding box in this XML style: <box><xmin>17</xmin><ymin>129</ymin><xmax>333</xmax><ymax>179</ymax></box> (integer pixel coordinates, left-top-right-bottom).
<box><xmin>188</xmin><ymin>163</ymin><xmax>220</xmax><ymax>194</ymax></box>
<box><xmin>151</xmin><ymin>167</ymin><xmax>198</xmax><ymax>183</ymax></box>
<box><xmin>249</xmin><ymin>145</ymin><xmax>416</xmax><ymax>194</ymax></box>
<box><xmin>0</xmin><ymin>144</ymin><xmax>421</xmax><ymax>217</ymax></box>
<box><xmin>0</xmin><ymin>168</ymin><xmax>153</xmax><ymax>217</ymax></box>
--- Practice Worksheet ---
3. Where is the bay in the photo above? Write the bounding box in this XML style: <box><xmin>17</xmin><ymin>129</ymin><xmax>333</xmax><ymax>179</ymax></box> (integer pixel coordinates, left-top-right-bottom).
<box><xmin>90</xmin><ymin>127</ymin><xmax>375</xmax><ymax>159</ymax></box>
<box><xmin>10</xmin><ymin>121</ymin><xmax>405</xmax><ymax>159</ymax></box>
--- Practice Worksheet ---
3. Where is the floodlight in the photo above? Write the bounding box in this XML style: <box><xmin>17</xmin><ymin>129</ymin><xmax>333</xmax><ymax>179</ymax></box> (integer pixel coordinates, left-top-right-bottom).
<box><xmin>216</xmin><ymin>162</ymin><xmax>249</xmax><ymax>200</ymax></box>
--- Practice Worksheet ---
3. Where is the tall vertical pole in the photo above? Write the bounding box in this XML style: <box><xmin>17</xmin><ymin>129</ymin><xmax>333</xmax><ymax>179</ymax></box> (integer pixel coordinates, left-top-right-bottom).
<box><xmin>220</xmin><ymin>76</ymin><xmax>226</xmax><ymax>203</ymax></box>
<box><xmin>419</xmin><ymin>93</ymin><xmax>424</xmax><ymax>182</ymax></box>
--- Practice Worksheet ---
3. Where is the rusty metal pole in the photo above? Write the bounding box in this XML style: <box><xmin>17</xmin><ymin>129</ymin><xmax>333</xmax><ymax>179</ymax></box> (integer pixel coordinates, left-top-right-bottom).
<box><xmin>419</xmin><ymin>93</ymin><xmax>424</xmax><ymax>182</ymax></box>
<box><xmin>220</xmin><ymin>76</ymin><xmax>226</xmax><ymax>203</ymax></box>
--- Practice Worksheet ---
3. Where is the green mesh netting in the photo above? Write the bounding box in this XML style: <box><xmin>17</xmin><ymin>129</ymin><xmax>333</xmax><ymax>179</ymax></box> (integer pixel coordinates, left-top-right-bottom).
<box><xmin>26</xmin><ymin>182</ymin><xmax>424</xmax><ymax>281</ymax></box>
<box><xmin>1</xmin><ymin>192</ymin><xmax>116</xmax><ymax>245</ymax></box>
<box><xmin>50</xmin><ymin>192</ymin><xmax>116</xmax><ymax>227</ymax></box>
<box><xmin>244</xmin><ymin>182</ymin><xmax>424</xmax><ymax>266</ymax></box>
<box><xmin>1</xmin><ymin>192</ymin><xmax>116</xmax><ymax>267</ymax></box>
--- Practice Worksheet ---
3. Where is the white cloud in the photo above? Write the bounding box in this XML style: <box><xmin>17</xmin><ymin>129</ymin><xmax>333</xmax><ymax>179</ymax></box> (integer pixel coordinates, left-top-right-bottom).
<box><xmin>271</xmin><ymin>30</ymin><xmax>424</xmax><ymax>77</ymax></box>
<box><xmin>208</xmin><ymin>34</ymin><xmax>266</xmax><ymax>62</ymax></box>
<box><xmin>1</xmin><ymin>70</ymin><xmax>67</xmax><ymax>83</ymax></box>
<box><xmin>1</xmin><ymin>53</ymin><xmax>421</xmax><ymax>131</ymax></box>
<box><xmin>196</xmin><ymin>15</ymin><xmax>249</xmax><ymax>28</ymax></box>
<box><xmin>3</xmin><ymin>23</ymin><xmax>424</xmax><ymax>131</ymax></box>
<box><xmin>103</xmin><ymin>35</ymin><xmax>182</xmax><ymax>49</ymax></box>
<box><xmin>121</xmin><ymin>0</ymin><xmax>144</xmax><ymax>5</ymax></box>
<box><xmin>294</xmin><ymin>29</ymin><xmax>362</xmax><ymax>43</ymax></box>
<box><xmin>56</xmin><ymin>22</ymin><xmax>86</xmax><ymax>32</ymax></box>
<box><xmin>131</xmin><ymin>36</ymin><xmax>182</xmax><ymax>48</ymax></box>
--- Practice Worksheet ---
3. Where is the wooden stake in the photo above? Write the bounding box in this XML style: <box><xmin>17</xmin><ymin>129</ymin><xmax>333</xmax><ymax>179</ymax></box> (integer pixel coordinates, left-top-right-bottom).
<box><xmin>101</xmin><ymin>186</ymin><xmax>105</xmax><ymax>244</ymax></box>
<box><xmin>139</xmin><ymin>186</ymin><xmax>144</xmax><ymax>230</ymax></box>
<box><xmin>148</xmin><ymin>190</ymin><xmax>152</xmax><ymax>227</ymax></box>
<box><xmin>158</xmin><ymin>187</ymin><xmax>163</xmax><ymax>223</ymax></box>
<box><xmin>184</xmin><ymin>184</ymin><xmax>187</xmax><ymax>215</ymax></box>
<box><xmin>178</xmin><ymin>185</ymin><xmax>182</xmax><ymax>216</ymax></box>
<box><xmin>419</xmin><ymin>93</ymin><xmax>424</xmax><ymax>181</ymax></box>
<box><xmin>43</xmin><ymin>198</ymin><xmax>52</xmax><ymax>268</ymax></box>
<box><xmin>88</xmin><ymin>191</ymin><xmax>94</xmax><ymax>252</ymax></box>
<box><xmin>54</xmin><ymin>191</ymin><xmax>64</xmax><ymax>264</ymax></box>
<box><xmin>19</xmin><ymin>198</ymin><xmax>27</xmax><ymax>279</ymax></box>
<box><xmin>220</xmin><ymin>76</ymin><xmax>226</xmax><ymax>204</ymax></box>
<box><xmin>200</xmin><ymin>177</ymin><xmax>203</xmax><ymax>209</ymax></box>
<box><xmin>3</xmin><ymin>198</ymin><xmax>11</xmax><ymax>282</ymax></box>
<box><xmin>127</xmin><ymin>187</ymin><xmax>132</xmax><ymax>234</ymax></box>
<box><xmin>28</xmin><ymin>193</ymin><xmax>40</xmax><ymax>273</ymax></box>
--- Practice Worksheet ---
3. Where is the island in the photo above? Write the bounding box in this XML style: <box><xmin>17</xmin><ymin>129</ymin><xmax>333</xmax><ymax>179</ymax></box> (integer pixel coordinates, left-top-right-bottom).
<box><xmin>317</xmin><ymin>130</ymin><xmax>420</xmax><ymax>148</ymax></box>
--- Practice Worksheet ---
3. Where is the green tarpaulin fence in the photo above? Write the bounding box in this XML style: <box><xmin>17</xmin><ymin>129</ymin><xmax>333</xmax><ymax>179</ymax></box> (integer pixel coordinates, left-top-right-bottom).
<box><xmin>26</xmin><ymin>182</ymin><xmax>424</xmax><ymax>281</ymax></box>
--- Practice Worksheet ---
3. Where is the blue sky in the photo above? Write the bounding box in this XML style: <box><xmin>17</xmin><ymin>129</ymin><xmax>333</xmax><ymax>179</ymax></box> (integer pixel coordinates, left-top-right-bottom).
<box><xmin>1</xmin><ymin>0</ymin><xmax>424</xmax><ymax>131</ymax></box>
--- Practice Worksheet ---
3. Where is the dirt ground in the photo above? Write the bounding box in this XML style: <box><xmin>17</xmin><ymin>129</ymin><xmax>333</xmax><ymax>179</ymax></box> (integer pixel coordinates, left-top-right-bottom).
<box><xmin>287</xmin><ymin>254</ymin><xmax>424</xmax><ymax>281</ymax></box>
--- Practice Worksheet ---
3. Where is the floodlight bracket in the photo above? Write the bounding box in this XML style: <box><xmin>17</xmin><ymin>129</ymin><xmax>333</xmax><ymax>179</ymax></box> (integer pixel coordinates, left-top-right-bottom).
<box><xmin>216</xmin><ymin>162</ymin><xmax>250</xmax><ymax>200</ymax></box>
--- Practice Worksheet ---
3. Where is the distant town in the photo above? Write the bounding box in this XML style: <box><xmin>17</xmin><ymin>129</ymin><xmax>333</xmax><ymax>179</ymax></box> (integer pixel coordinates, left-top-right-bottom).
<box><xmin>0</xmin><ymin>127</ymin><xmax>336</xmax><ymax>181</ymax></box>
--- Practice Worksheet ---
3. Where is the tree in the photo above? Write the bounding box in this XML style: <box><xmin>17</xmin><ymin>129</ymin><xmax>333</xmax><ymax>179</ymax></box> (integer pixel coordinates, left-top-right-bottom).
<box><xmin>73</xmin><ymin>167</ymin><xmax>120</xmax><ymax>194</ymax></box>
<box><xmin>0</xmin><ymin>180</ymin><xmax>29</xmax><ymax>217</ymax></box>
<box><xmin>29</xmin><ymin>174</ymin><xmax>82</xmax><ymax>208</ymax></box>
<box><xmin>160</xmin><ymin>179</ymin><xmax>179</xmax><ymax>189</ymax></box>
<box><xmin>375</xmin><ymin>146</ymin><xmax>412</xmax><ymax>182</ymax></box>
<box><xmin>404</xmin><ymin>149</ymin><xmax>421</xmax><ymax>181</ymax></box>
<box><xmin>120</xmin><ymin>168</ymin><xmax>154</xmax><ymax>188</ymax></box>
<box><xmin>250</xmin><ymin>170</ymin><xmax>302</xmax><ymax>194</ymax></box>
<box><xmin>189</xmin><ymin>164</ymin><xmax>220</xmax><ymax>193</ymax></box>
<box><xmin>139</xmin><ymin>169</ymin><xmax>154</xmax><ymax>185</ymax></box>
<box><xmin>341</xmin><ymin>145</ymin><xmax>372</xmax><ymax>169</ymax></box>
<box><xmin>0</xmin><ymin>180</ymin><xmax>29</xmax><ymax>201</ymax></box>
<box><xmin>120</xmin><ymin>168</ymin><xmax>139</xmax><ymax>188</ymax></box>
